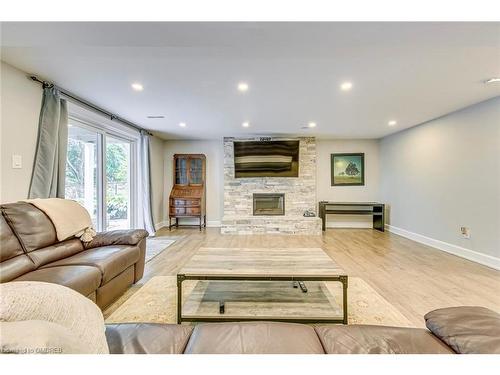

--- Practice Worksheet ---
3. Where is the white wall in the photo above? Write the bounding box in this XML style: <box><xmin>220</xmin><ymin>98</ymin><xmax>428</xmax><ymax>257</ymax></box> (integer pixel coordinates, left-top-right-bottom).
<box><xmin>0</xmin><ymin>61</ymin><xmax>42</xmax><ymax>203</ymax></box>
<box><xmin>380</xmin><ymin>97</ymin><xmax>500</xmax><ymax>264</ymax></box>
<box><xmin>0</xmin><ymin>61</ymin><xmax>166</xmax><ymax>230</ymax></box>
<box><xmin>162</xmin><ymin>140</ymin><xmax>224</xmax><ymax>226</ymax></box>
<box><xmin>316</xmin><ymin>139</ymin><xmax>380</xmax><ymax>227</ymax></box>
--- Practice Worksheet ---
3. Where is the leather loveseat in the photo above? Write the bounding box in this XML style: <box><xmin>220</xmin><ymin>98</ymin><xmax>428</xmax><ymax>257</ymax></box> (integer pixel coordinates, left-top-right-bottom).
<box><xmin>0</xmin><ymin>202</ymin><xmax>148</xmax><ymax>309</ymax></box>
<box><xmin>105</xmin><ymin>306</ymin><xmax>500</xmax><ymax>354</ymax></box>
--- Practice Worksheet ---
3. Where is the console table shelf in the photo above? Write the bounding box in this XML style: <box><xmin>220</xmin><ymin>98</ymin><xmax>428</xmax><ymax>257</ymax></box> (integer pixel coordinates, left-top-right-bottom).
<box><xmin>319</xmin><ymin>202</ymin><xmax>385</xmax><ymax>232</ymax></box>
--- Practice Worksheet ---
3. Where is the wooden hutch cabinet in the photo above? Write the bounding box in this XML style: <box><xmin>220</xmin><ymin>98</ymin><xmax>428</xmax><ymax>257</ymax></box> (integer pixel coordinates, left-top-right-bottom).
<box><xmin>168</xmin><ymin>154</ymin><xmax>206</xmax><ymax>230</ymax></box>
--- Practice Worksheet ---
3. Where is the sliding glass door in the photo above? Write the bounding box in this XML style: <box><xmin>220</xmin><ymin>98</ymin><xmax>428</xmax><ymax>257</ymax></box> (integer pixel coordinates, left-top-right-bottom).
<box><xmin>105</xmin><ymin>136</ymin><xmax>132</xmax><ymax>230</ymax></box>
<box><xmin>65</xmin><ymin>120</ymin><xmax>136</xmax><ymax>231</ymax></box>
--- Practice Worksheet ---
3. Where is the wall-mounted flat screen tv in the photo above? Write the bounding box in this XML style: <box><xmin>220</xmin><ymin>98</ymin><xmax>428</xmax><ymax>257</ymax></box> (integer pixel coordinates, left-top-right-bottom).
<box><xmin>234</xmin><ymin>140</ymin><xmax>299</xmax><ymax>178</ymax></box>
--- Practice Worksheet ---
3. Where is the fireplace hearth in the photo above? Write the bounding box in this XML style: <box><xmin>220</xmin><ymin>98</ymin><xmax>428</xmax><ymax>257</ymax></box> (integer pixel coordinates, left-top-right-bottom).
<box><xmin>253</xmin><ymin>193</ymin><xmax>285</xmax><ymax>216</ymax></box>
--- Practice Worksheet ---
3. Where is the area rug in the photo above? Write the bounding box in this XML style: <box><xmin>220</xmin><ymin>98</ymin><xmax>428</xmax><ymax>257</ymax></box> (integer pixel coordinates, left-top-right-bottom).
<box><xmin>145</xmin><ymin>236</ymin><xmax>178</xmax><ymax>263</ymax></box>
<box><xmin>105</xmin><ymin>276</ymin><xmax>413</xmax><ymax>327</ymax></box>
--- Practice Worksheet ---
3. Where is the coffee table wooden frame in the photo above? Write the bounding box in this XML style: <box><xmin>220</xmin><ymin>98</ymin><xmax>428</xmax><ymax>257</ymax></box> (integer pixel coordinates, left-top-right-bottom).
<box><xmin>176</xmin><ymin>273</ymin><xmax>348</xmax><ymax>324</ymax></box>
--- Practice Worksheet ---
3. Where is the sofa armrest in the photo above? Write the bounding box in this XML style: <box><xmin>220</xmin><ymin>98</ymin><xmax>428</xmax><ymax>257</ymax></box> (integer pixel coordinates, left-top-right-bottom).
<box><xmin>425</xmin><ymin>306</ymin><xmax>500</xmax><ymax>354</ymax></box>
<box><xmin>83</xmin><ymin>229</ymin><xmax>149</xmax><ymax>249</ymax></box>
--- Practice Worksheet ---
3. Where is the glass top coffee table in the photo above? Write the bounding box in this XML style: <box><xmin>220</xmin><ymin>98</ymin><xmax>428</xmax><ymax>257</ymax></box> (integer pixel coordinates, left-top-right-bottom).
<box><xmin>177</xmin><ymin>247</ymin><xmax>348</xmax><ymax>324</ymax></box>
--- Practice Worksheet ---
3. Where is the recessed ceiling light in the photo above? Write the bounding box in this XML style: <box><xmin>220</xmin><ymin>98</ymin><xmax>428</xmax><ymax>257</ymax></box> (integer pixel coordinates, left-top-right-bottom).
<box><xmin>308</xmin><ymin>122</ymin><xmax>317</xmax><ymax>128</ymax></box>
<box><xmin>340</xmin><ymin>82</ymin><xmax>353</xmax><ymax>91</ymax></box>
<box><xmin>485</xmin><ymin>78</ymin><xmax>500</xmax><ymax>84</ymax></box>
<box><xmin>237</xmin><ymin>82</ymin><xmax>249</xmax><ymax>92</ymax></box>
<box><xmin>242</xmin><ymin>122</ymin><xmax>250</xmax><ymax>128</ymax></box>
<box><xmin>179</xmin><ymin>122</ymin><xmax>186</xmax><ymax>127</ymax></box>
<box><xmin>131</xmin><ymin>83</ymin><xmax>144</xmax><ymax>91</ymax></box>
<box><xmin>388</xmin><ymin>120</ymin><xmax>397</xmax><ymax>126</ymax></box>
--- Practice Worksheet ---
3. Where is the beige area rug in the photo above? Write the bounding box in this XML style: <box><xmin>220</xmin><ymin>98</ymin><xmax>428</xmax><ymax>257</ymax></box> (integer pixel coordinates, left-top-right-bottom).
<box><xmin>105</xmin><ymin>276</ymin><xmax>413</xmax><ymax>327</ymax></box>
<box><xmin>145</xmin><ymin>236</ymin><xmax>182</xmax><ymax>263</ymax></box>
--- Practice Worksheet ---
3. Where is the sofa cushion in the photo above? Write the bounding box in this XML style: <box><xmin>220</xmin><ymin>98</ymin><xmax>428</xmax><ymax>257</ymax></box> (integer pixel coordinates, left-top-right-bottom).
<box><xmin>184</xmin><ymin>321</ymin><xmax>325</xmax><ymax>354</ymax></box>
<box><xmin>105</xmin><ymin>323</ymin><xmax>194</xmax><ymax>354</ymax></box>
<box><xmin>0</xmin><ymin>215</ymin><xmax>36</xmax><ymax>282</ymax></box>
<box><xmin>1</xmin><ymin>202</ymin><xmax>57</xmax><ymax>252</ymax></box>
<box><xmin>28</xmin><ymin>238</ymin><xmax>84</xmax><ymax>268</ymax></box>
<box><xmin>0</xmin><ymin>281</ymin><xmax>109</xmax><ymax>354</ymax></box>
<box><xmin>314</xmin><ymin>325</ymin><xmax>454</xmax><ymax>354</ymax></box>
<box><xmin>0</xmin><ymin>215</ymin><xmax>25</xmax><ymax>262</ymax></box>
<box><xmin>425</xmin><ymin>306</ymin><xmax>500</xmax><ymax>354</ymax></box>
<box><xmin>14</xmin><ymin>265</ymin><xmax>102</xmax><ymax>296</ymax></box>
<box><xmin>41</xmin><ymin>245</ymin><xmax>140</xmax><ymax>284</ymax></box>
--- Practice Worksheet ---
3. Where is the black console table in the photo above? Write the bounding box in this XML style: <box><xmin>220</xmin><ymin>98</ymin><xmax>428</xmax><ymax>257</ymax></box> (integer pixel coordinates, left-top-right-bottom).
<box><xmin>318</xmin><ymin>202</ymin><xmax>385</xmax><ymax>232</ymax></box>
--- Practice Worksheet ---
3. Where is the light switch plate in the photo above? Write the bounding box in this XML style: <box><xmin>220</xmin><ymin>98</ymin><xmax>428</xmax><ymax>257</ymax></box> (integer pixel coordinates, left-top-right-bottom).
<box><xmin>12</xmin><ymin>154</ymin><xmax>22</xmax><ymax>169</ymax></box>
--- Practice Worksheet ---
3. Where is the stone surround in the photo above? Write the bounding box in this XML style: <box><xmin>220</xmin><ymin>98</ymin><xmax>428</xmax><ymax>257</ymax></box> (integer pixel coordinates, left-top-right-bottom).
<box><xmin>221</xmin><ymin>137</ymin><xmax>322</xmax><ymax>235</ymax></box>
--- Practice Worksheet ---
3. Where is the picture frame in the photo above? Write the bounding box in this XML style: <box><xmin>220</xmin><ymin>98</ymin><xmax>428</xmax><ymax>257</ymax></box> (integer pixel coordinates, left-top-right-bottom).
<box><xmin>331</xmin><ymin>153</ymin><xmax>365</xmax><ymax>186</ymax></box>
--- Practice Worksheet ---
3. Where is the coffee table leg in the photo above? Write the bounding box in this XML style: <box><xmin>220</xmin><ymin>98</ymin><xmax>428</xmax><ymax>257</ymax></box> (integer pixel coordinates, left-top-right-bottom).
<box><xmin>340</xmin><ymin>276</ymin><xmax>348</xmax><ymax>324</ymax></box>
<box><xmin>177</xmin><ymin>275</ymin><xmax>184</xmax><ymax>324</ymax></box>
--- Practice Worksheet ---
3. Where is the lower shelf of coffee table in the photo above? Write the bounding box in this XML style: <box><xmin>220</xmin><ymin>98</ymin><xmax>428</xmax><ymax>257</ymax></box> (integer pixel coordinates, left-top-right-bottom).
<box><xmin>180</xmin><ymin>280</ymin><xmax>344</xmax><ymax>322</ymax></box>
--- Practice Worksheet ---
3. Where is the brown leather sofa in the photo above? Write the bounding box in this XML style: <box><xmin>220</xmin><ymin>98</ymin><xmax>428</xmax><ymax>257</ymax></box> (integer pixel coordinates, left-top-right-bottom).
<box><xmin>0</xmin><ymin>202</ymin><xmax>148</xmax><ymax>309</ymax></box>
<box><xmin>105</xmin><ymin>306</ymin><xmax>500</xmax><ymax>354</ymax></box>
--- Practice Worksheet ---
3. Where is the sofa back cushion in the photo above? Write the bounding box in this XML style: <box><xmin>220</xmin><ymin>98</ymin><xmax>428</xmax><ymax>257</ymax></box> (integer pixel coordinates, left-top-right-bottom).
<box><xmin>314</xmin><ymin>324</ymin><xmax>454</xmax><ymax>354</ymax></box>
<box><xmin>28</xmin><ymin>239</ymin><xmax>84</xmax><ymax>268</ymax></box>
<box><xmin>0</xmin><ymin>215</ymin><xmax>36</xmax><ymax>282</ymax></box>
<box><xmin>1</xmin><ymin>202</ymin><xmax>57</xmax><ymax>252</ymax></box>
<box><xmin>184</xmin><ymin>321</ymin><xmax>325</xmax><ymax>354</ymax></box>
<box><xmin>425</xmin><ymin>306</ymin><xmax>500</xmax><ymax>354</ymax></box>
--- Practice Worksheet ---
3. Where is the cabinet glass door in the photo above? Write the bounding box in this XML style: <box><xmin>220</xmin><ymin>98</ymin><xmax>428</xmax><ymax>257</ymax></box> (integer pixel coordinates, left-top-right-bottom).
<box><xmin>175</xmin><ymin>158</ymin><xmax>188</xmax><ymax>184</ymax></box>
<box><xmin>189</xmin><ymin>158</ymin><xmax>203</xmax><ymax>184</ymax></box>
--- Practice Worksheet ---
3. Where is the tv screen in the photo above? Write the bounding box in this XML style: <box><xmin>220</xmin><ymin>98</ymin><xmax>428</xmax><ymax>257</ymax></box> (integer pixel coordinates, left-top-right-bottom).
<box><xmin>234</xmin><ymin>140</ymin><xmax>299</xmax><ymax>178</ymax></box>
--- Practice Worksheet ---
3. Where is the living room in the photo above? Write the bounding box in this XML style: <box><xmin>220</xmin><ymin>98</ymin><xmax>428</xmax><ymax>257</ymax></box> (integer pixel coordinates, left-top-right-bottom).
<box><xmin>1</xmin><ymin>1</ymin><xmax>500</xmax><ymax>372</ymax></box>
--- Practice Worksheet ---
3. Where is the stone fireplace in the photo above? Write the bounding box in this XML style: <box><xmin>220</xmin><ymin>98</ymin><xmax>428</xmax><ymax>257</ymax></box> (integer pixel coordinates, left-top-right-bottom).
<box><xmin>221</xmin><ymin>137</ymin><xmax>322</xmax><ymax>235</ymax></box>
<box><xmin>253</xmin><ymin>193</ymin><xmax>285</xmax><ymax>216</ymax></box>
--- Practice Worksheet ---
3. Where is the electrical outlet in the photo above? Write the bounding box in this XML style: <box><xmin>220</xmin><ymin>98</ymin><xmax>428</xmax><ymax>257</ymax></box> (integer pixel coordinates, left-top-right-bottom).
<box><xmin>460</xmin><ymin>226</ymin><xmax>471</xmax><ymax>239</ymax></box>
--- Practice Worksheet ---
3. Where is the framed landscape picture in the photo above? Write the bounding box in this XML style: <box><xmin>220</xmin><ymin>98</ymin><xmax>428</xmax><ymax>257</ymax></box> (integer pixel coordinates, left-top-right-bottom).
<box><xmin>331</xmin><ymin>153</ymin><xmax>365</xmax><ymax>186</ymax></box>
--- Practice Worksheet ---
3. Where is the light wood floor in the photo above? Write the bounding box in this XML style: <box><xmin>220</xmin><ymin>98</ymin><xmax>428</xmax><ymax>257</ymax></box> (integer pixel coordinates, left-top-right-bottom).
<box><xmin>143</xmin><ymin>227</ymin><xmax>500</xmax><ymax>327</ymax></box>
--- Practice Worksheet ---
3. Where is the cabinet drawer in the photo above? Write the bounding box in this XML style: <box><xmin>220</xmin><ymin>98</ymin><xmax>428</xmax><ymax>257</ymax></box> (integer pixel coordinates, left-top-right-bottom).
<box><xmin>172</xmin><ymin>199</ymin><xmax>200</xmax><ymax>207</ymax></box>
<box><xmin>185</xmin><ymin>207</ymin><xmax>201</xmax><ymax>215</ymax></box>
<box><xmin>170</xmin><ymin>207</ymin><xmax>186</xmax><ymax>215</ymax></box>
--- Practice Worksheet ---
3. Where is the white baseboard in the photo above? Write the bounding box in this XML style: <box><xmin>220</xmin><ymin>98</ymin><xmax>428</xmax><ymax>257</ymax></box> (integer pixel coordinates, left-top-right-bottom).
<box><xmin>207</xmin><ymin>220</ymin><xmax>221</xmax><ymax>227</ymax></box>
<box><xmin>154</xmin><ymin>221</ymin><xmax>168</xmax><ymax>230</ymax></box>
<box><xmin>386</xmin><ymin>224</ymin><xmax>500</xmax><ymax>271</ymax></box>
<box><xmin>156</xmin><ymin>219</ymin><xmax>221</xmax><ymax>229</ymax></box>
<box><xmin>326</xmin><ymin>222</ymin><xmax>372</xmax><ymax>229</ymax></box>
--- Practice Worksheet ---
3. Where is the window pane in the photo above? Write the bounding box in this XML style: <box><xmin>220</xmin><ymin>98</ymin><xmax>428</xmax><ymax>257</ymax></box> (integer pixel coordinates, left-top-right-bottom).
<box><xmin>106</xmin><ymin>136</ymin><xmax>131</xmax><ymax>230</ymax></box>
<box><xmin>65</xmin><ymin>125</ymin><xmax>98</xmax><ymax>228</ymax></box>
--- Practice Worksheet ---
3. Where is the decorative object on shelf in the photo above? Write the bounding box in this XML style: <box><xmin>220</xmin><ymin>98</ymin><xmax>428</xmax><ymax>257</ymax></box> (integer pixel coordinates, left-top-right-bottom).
<box><xmin>331</xmin><ymin>153</ymin><xmax>365</xmax><ymax>186</ymax></box>
<box><xmin>303</xmin><ymin>210</ymin><xmax>316</xmax><ymax>217</ymax></box>
<box><xmin>168</xmin><ymin>154</ymin><xmax>206</xmax><ymax>230</ymax></box>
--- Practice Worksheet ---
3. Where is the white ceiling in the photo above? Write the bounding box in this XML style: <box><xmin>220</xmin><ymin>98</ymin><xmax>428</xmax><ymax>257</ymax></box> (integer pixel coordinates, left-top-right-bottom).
<box><xmin>1</xmin><ymin>22</ymin><xmax>499</xmax><ymax>140</ymax></box>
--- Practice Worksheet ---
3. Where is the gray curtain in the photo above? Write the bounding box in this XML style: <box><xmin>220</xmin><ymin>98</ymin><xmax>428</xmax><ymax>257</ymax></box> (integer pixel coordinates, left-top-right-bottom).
<box><xmin>28</xmin><ymin>87</ymin><xmax>68</xmax><ymax>199</ymax></box>
<box><xmin>140</xmin><ymin>130</ymin><xmax>156</xmax><ymax>234</ymax></box>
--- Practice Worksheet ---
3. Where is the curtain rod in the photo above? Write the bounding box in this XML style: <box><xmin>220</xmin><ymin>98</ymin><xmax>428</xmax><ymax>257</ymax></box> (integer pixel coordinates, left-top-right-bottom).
<box><xmin>29</xmin><ymin>75</ymin><xmax>153</xmax><ymax>136</ymax></box>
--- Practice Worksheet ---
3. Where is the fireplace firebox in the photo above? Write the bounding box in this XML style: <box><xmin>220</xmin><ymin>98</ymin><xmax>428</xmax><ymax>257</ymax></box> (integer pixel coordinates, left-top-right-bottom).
<box><xmin>253</xmin><ymin>193</ymin><xmax>285</xmax><ymax>216</ymax></box>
